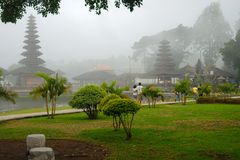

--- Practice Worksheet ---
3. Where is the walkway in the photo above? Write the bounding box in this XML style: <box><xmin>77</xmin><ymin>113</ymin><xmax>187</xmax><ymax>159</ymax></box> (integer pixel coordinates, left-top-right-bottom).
<box><xmin>0</xmin><ymin>109</ymin><xmax>82</xmax><ymax>122</ymax></box>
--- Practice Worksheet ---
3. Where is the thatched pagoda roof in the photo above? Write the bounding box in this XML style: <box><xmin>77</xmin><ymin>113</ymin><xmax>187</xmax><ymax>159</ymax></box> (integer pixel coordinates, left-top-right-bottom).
<box><xmin>10</xmin><ymin>66</ymin><xmax>54</xmax><ymax>75</ymax></box>
<box><xmin>73</xmin><ymin>70</ymin><xmax>117</xmax><ymax>81</ymax></box>
<box><xmin>178</xmin><ymin>65</ymin><xmax>196</xmax><ymax>75</ymax></box>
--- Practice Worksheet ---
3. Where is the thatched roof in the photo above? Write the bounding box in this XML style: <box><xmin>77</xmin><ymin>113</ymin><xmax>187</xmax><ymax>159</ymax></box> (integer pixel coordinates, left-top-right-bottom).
<box><xmin>73</xmin><ymin>70</ymin><xmax>117</xmax><ymax>81</ymax></box>
<box><xmin>178</xmin><ymin>65</ymin><xmax>196</xmax><ymax>75</ymax></box>
<box><xmin>178</xmin><ymin>65</ymin><xmax>234</xmax><ymax>78</ymax></box>
<box><xmin>10</xmin><ymin>66</ymin><xmax>54</xmax><ymax>75</ymax></box>
<box><xmin>207</xmin><ymin>67</ymin><xmax>233</xmax><ymax>78</ymax></box>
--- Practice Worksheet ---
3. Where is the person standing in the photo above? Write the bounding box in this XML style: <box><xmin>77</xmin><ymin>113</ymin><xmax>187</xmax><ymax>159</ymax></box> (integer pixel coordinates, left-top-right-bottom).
<box><xmin>175</xmin><ymin>91</ymin><xmax>180</xmax><ymax>102</ymax></box>
<box><xmin>192</xmin><ymin>86</ymin><xmax>198</xmax><ymax>100</ymax></box>
<box><xmin>132</xmin><ymin>84</ymin><xmax>138</xmax><ymax>100</ymax></box>
<box><xmin>136</xmin><ymin>82</ymin><xmax>143</xmax><ymax>104</ymax></box>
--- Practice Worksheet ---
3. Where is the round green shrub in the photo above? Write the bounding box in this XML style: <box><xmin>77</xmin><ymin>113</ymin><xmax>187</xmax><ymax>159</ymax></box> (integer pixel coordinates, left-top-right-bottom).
<box><xmin>69</xmin><ymin>84</ymin><xmax>106</xmax><ymax>119</ymax></box>
<box><xmin>102</xmin><ymin>98</ymin><xmax>141</xmax><ymax>140</ymax></box>
<box><xmin>98</xmin><ymin>94</ymin><xmax>121</xmax><ymax>111</ymax></box>
<box><xmin>102</xmin><ymin>98</ymin><xmax>141</xmax><ymax>116</ymax></box>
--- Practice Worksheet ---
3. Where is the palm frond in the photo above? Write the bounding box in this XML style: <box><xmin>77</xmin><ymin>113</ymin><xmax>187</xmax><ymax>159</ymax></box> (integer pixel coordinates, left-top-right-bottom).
<box><xmin>0</xmin><ymin>87</ymin><xmax>17</xmax><ymax>104</ymax></box>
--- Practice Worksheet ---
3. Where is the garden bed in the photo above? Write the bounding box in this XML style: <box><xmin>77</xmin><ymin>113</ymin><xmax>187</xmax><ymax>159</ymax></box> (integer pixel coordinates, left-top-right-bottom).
<box><xmin>0</xmin><ymin>139</ymin><xmax>108</xmax><ymax>160</ymax></box>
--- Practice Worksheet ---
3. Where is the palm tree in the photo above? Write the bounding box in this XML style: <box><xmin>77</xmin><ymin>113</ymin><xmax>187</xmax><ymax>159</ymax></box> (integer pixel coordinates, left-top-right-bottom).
<box><xmin>30</xmin><ymin>83</ymin><xmax>50</xmax><ymax>118</ymax></box>
<box><xmin>0</xmin><ymin>87</ymin><xmax>17</xmax><ymax>104</ymax></box>
<box><xmin>52</xmin><ymin>73</ymin><xmax>71</xmax><ymax>115</ymax></box>
<box><xmin>0</xmin><ymin>69</ymin><xmax>17</xmax><ymax>104</ymax></box>
<box><xmin>33</xmin><ymin>72</ymin><xmax>71</xmax><ymax>118</ymax></box>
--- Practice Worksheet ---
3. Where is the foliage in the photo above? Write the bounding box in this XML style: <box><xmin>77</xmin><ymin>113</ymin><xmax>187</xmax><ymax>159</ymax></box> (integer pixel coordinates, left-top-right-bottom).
<box><xmin>0</xmin><ymin>0</ymin><xmax>142</xmax><ymax>23</ymax></box>
<box><xmin>32</xmin><ymin>72</ymin><xmax>71</xmax><ymax>118</ymax></box>
<box><xmin>0</xmin><ymin>69</ymin><xmax>17</xmax><ymax>104</ymax></box>
<box><xmin>98</xmin><ymin>94</ymin><xmax>121</xmax><ymax>130</ymax></box>
<box><xmin>197</xmin><ymin>96</ymin><xmax>240</xmax><ymax>104</ymax></box>
<box><xmin>198</xmin><ymin>83</ymin><xmax>212</xmax><ymax>96</ymax></box>
<box><xmin>192</xmin><ymin>2</ymin><xmax>233</xmax><ymax>66</ymax></box>
<box><xmin>221</xmin><ymin>30</ymin><xmax>240</xmax><ymax>80</ymax></box>
<box><xmin>98</xmin><ymin>94</ymin><xmax>121</xmax><ymax>111</ymax></box>
<box><xmin>69</xmin><ymin>84</ymin><xmax>106</xmax><ymax>119</ymax></box>
<box><xmin>142</xmin><ymin>84</ymin><xmax>164</xmax><ymax>107</ymax></box>
<box><xmin>0</xmin><ymin>86</ymin><xmax>17</xmax><ymax>104</ymax></box>
<box><xmin>175</xmin><ymin>77</ymin><xmax>191</xmax><ymax>105</ymax></box>
<box><xmin>218</xmin><ymin>83</ymin><xmax>237</xmax><ymax>96</ymax></box>
<box><xmin>100</xmin><ymin>81</ymin><xmax>129</xmax><ymax>96</ymax></box>
<box><xmin>102</xmin><ymin>98</ymin><xmax>141</xmax><ymax>140</ymax></box>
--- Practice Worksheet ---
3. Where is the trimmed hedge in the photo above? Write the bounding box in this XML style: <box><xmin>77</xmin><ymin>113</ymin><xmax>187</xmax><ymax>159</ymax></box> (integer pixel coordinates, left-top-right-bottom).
<box><xmin>197</xmin><ymin>96</ymin><xmax>240</xmax><ymax>104</ymax></box>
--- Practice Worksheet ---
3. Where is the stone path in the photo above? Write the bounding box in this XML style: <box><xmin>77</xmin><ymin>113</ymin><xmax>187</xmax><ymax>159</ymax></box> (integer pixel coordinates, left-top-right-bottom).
<box><xmin>0</xmin><ymin>109</ymin><xmax>82</xmax><ymax>122</ymax></box>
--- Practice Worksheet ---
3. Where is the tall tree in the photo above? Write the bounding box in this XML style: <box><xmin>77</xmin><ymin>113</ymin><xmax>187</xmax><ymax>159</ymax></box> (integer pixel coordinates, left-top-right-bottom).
<box><xmin>193</xmin><ymin>59</ymin><xmax>204</xmax><ymax>86</ymax></box>
<box><xmin>192</xmin><ymin>2</ymin><xmax>233</xmax><ymax>67</ymax></box>
<box><xmin>220</xmin><ymin>30</ymin><xmax>240</xmax><ymax>80</ymax></box>
<box><xmin>195</xmin><ymin>59</ymin><xmax>204</xmax><ymax>75</ymax></box>
<box><xmin>0</xmin><ymin>0</ymin><xmax>143</xmax><ymax>23</ymax></box>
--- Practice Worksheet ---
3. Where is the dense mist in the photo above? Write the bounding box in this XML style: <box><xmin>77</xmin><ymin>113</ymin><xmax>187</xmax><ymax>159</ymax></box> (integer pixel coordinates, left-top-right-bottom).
<box><xmin>0</xmin><ymin>0</ymin><xmax>240</xmax><ymax>80</ymax></box>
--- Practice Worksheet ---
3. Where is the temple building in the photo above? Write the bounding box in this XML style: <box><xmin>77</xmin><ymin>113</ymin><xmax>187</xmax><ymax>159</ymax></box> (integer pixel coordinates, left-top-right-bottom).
<box><xmin>73</xmin><ymin>64</ymin><xmax>117</xmax><ymax>90</ymax></box>
<box><xmin>179</xmin><ymin>59</ymin><xmax>234</xmax><ymax>85</ymax></box>
<box><xmin>140</xmin><ymin>40</ymin><xmax>178</xmax><ymax>87</ymax></box>
<box><xmin>10</xmin><ymin>15</ymin><xmax>54</xmax><ymax>89</ymax></box>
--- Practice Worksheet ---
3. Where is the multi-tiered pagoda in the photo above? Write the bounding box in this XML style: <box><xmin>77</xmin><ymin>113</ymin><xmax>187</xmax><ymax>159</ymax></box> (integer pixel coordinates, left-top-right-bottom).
<box><xmin>11</xmin><ymin>15</ymin><xmax>54</xmax><ymax>89</ymax></box>
<box><xmin>151</xmin><ymin>40</ymin><xmax>178</xmax><ymax>85</ymax></box>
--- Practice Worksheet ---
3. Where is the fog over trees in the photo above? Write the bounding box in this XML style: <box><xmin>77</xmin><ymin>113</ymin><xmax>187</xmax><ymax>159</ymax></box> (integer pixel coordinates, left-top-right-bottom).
<box><xmin>0</xmin><ymin>0</ymin><xmax>239</xmax><ymax>81</ymax></box>
<box><xmin>132</xmin><ymin>2</ymin><xmax>234</xmax><ymax>72</ymax></box>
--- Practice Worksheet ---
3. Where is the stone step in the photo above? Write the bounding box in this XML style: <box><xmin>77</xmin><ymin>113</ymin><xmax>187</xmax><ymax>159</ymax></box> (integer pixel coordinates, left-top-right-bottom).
<box><xmin>26</xmin><ymin>134</ymin><xmax>46</xmax><ymax>152</ymax></box>
<box><xmin>28</xmin><ymin>147</ymin><xmax>55</xmax><ymax>160</ymax></box>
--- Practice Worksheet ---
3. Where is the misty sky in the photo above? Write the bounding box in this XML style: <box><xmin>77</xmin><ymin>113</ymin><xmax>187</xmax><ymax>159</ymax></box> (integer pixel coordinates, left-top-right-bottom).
<box><xmin>0</xmin><ymin>0</ymin><xmax>240</xmax><ymax>69</ymax></box>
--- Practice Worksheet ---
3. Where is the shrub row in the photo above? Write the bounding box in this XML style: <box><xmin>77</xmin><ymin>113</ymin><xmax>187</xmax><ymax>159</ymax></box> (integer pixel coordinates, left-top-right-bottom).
<box><xmin>197</xmin><ymin>96</ymin><xmax>240</xmax><ymax>104</ymax></box>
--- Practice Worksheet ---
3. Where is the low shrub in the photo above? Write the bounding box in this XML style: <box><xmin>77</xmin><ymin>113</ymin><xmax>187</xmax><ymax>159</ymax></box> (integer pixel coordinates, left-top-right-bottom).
<box><xmin>197</xmin><ymin>96</ymin><xmax>240</xmax><ymax>104</ymax></box>
<box><xmin>102</xmin><ymin>98</ymin><xmax>141</xmax><ymax>140</ymax></box>
<box><xmin>69</xmin><ymin>85</ymin><xmax>106</xmax><ymax>119</ymax></box>
<box><xmin>99</xmin><ymin>94</ymin><xmax>121</xmax><ymax>130</ymax></box>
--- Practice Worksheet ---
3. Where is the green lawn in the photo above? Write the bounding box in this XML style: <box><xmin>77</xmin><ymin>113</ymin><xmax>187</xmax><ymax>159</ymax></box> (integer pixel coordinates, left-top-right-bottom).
<box><xmin>0</xmin><ymin>103</ymin><xmax>240</xmax><ymax>160</ymax></box>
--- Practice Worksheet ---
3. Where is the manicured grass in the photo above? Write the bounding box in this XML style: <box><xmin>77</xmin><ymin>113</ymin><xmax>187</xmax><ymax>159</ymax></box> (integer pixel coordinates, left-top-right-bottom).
<box><xmin>0</xmin><ymin>103</ymin><xmax>240</xmax><ymax>160</ymax></box>
<box><xmin>0</xmin><ymin>106</ymin><xmax>71</xmax><ymax>116</ymax></box>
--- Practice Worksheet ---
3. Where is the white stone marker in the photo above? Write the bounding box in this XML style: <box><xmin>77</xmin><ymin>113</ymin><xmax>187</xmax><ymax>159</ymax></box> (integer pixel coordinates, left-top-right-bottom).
<box><xmin>26</xmin><ymin>134</ymin><xmax>46</xmax><ymax>152</ymax></box>
<box><xmin>28</xmin><ymin>147</ymin><xmax>55</xmax><ymax>160</ymax></box>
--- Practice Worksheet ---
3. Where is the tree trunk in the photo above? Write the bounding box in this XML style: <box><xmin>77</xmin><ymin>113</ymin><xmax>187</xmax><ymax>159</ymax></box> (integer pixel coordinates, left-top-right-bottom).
<box><xmin>183</xmin><ymin>95</ymin><xmax>187</xmax><ymax>105</ymax></box>
<box><xmin>45</xmin><ymin>96</ymin><xmax>49</xmax><ymax>119</ymax></box>
<box><xmin>53</xmin><ymin>96</ymin><xmax>57</xmax><ymax>115</ymax></box>
<box><xmin>113</xmin><ymin>116</ymin><xmax>120</xmax><ymax>131</ymax></box>
<box><xmin>119</xmin><ymin>115</ymin><xmax>132</xmax><ymax>140</ymax></box>
<box><xmin>148</xmin><ymin>98</ymin><xmax>151</xmax><ymax>107</ymax></box>
<box><xmin>51</xmin><ymin>99</ymin><xmax>54</xmax><ymax>119</ymax></box>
